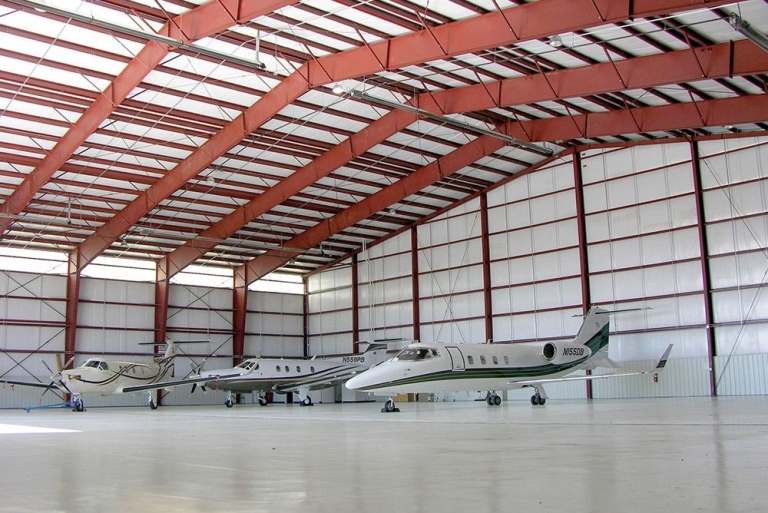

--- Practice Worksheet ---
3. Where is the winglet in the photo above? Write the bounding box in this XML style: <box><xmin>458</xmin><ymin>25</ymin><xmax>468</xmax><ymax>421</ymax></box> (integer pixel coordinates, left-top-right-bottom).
<box><xmin>654</xmin><ymin>344</ymin><xmax>674</xmax><ymax>371</ymax></box>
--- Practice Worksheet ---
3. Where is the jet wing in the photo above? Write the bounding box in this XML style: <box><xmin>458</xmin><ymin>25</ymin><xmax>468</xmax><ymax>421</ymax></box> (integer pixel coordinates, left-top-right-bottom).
<box><xmin>121</xmin><ymin>373</ymin><xmax>241</xmax><ymax>394</ymax></box>
<box><xmin>0</xmin><ymin>378</ymin><xmax>58</xmax><ymax>390</ymax></box>
<box><xmin>512</xmin><ymin>344</ymin><xmax>673</xmax><ymax>387</ymax></box>
<box><xmin>274</xmin><ymin>366</ymin><xmax>361</xmax><ymax>393</ymax></box>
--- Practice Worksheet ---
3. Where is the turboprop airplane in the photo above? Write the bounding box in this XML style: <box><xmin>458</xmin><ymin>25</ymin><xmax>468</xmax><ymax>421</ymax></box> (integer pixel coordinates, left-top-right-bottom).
<box><xmin>345</xmin><ymin>307</ymin><xmax>673</xmax><ymax>412</ymax></box>
<box><xmin>127</xmin><ymin>341</ymin><xmax>395</xmax><ymax>407</ymax></box>
<box><xmin>0</xmin><ymin>341</ymin><xmax>210</xmax><ymax>411</ymax></box>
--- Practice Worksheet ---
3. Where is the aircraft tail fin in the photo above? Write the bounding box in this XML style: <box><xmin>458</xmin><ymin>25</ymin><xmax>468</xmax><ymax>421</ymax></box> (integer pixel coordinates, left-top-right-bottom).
<box><xmin>572</xmin><ymin>307</ymin><xmax>610</xmax><ymax>350</ymax></box>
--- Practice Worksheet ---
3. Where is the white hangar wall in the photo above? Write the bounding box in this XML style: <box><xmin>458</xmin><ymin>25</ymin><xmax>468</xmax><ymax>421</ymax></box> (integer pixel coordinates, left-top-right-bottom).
<box><xmin>307</xmin><ymin>136</ymin><xmax>768</xmax><ymax>400</ymax></box>
<box><xmin>0</xmin><ymin>272</ymin><xmax>303</xmax><ymax>409</ymax></box>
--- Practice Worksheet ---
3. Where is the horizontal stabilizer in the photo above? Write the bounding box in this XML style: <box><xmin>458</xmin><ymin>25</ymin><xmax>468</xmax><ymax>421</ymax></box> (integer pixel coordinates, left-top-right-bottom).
<box><xmin>512</xmin><ymin>344</ymin><xmax>673</xmax><ymax>387</ymax></box>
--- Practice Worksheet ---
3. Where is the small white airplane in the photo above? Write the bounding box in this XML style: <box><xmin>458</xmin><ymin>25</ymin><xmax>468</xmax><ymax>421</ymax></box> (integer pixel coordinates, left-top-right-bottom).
<box><xmin>128</xmin><ymin>342</ymin><xmax>395</xmax><ymax>407</ymax></box>
<box><xmin>345</xmin><ymin>307</ymin><xmax>673</xmax><ymax>412</ymax></box>
<box><xmin>0</xmin><ymin>341</ymin><xmax>210</xmax><ymax>411</ymax></box>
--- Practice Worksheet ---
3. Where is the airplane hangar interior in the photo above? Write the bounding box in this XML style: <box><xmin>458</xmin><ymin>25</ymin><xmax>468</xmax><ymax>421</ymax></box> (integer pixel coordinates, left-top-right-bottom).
<box><xmin>0</xmin><ymin>0</ymin><xmax>767</xmax><ymax>511</ymax></box>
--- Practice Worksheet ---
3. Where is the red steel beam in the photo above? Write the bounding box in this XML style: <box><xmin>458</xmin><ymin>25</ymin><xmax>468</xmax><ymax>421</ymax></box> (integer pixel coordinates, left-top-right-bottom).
<box><xmin>157</xmin><ymin>108</ymin><xmax>419</xmax><ymax>280</ymax></box>
<box><xmin>239</xmin><ymin>135</ymin><xmax>507</xmax><ymax>284</ymax></box>
<box><xmin>303</xmin><ymin>0</ymin><xmax>740</xmax><ymax>84</ymax></box>
<box><xmin>0</xmin><ymin>0</ymin><xmax>301</xmax><ymax>238</ymax></box>
<box><xmin>504</xmin><ymin>95</ymin><xmax>768</xmax><ymax>142</ymax></box>
<box><xmin>413</xmin><ymin>40</ymin><xmax>768</xmax><ymax>115</ymax></box>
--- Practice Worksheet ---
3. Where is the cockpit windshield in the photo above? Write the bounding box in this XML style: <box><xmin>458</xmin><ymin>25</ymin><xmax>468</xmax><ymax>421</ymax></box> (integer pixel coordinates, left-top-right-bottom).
<box><xmin>237</xmin><ymin>361</ymin><xmax>259</xmax><ymax>371</ymax></box>
<box><xmin>83</xmin><ymin>360</ymin><xmax>108</xmax><ymax>371</ymax></box>
<box><xmin>393</xmin><ymin>347</ymin><xmax>438</xmax><ymax>362</ymax></box>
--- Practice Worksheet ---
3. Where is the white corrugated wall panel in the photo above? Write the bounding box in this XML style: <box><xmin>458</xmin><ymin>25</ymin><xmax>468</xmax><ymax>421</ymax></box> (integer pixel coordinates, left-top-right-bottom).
<box><xmin>593</xmin><ymin>357</ymin><xmax>709</xmax><ymax>398</ymax></box>
<box><xmin>714</xmin><ymin>353</ymin><xmax>768</xmax><ymax>395</ymax></box>
<box><xmin>713</xmin><ymin>323</ymin><xmax>768</xmax><ymax>355</ymax></box>
<box><xmin>420</xmin><ymin>317</ymin><xmax>485</xmax><ymax>344</ymax></box>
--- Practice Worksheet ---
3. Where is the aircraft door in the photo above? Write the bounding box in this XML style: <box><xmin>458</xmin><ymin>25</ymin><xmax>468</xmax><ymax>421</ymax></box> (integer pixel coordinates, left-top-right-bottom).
<box><xmin>445</xmin><ymin>347</ymin><xmax>466</xmax><ymax>371</ymax></box>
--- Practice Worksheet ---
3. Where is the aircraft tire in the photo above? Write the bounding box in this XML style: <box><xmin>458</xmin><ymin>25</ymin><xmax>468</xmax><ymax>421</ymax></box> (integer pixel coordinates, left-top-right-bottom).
<box><xmin>530</xmin><ymin>395</ymin><xmax>538</xmax><ymax>405</ymax></box>
<box><xmin>539</xmin><ymin>397</ymin><xmax>546</xmax><ymax>405</ymax></box>
<box><xmin>382</xmin><ymin>399</ymin><xmax>399</xmax><ymax>413</ymax></box>
<box><xmin>73</xmin><ymin>398</ymin><xmax>84</xmax><ymax>412</ymax></box>
<box><xmin>486</xmin><ymin>395</ymin><xmax>493</xmax><ymax>406</ymax></box>
<box><xmin>225</xmin><ymin>398</ymin><xmax>234</xmax><ymax>408</ymax></box>
<box><xmin>494</xmin><ymin>395</ymin><xmax>502</xmax><ymax>406</ymax></box>
<box><xmin>149</xmin><ymin>400</ymin><xmax>158</xmax><ymax>410</ymax></box>
<box><xmin>301</xmin><ymin>397</ymin><xmax>313</xmax><ymax>407</ymax></box>
<box><xmin>258</xmin><ymin>397</ymin><xmax>268</xmax><ymax>406</ymax></box>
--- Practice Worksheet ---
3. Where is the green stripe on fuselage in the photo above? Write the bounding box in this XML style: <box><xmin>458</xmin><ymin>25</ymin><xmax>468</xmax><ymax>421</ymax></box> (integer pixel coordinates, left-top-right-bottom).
<box><xmin>360</xmin><ymin>322</ymin><xmax>611</xmax><ymax>391</ymax></box>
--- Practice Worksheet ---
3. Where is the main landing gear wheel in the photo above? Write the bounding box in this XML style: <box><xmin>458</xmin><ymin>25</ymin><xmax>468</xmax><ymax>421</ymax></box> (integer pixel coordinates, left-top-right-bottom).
<box><xmin>486</xmin><ymin>392</ymin><xmax>502</xmax><ymax>406</ymax></box>
<box><xmin>149</xmin><ymin>400</ymin><xmax>158</xmax><ymax>410</ymax></box>
<box><xmin>258</xmin><ymin>395</ymin><xmax>268</xmax><ymax>406</ymax></box>
<box><xmin>381</xmin><ymin>398</ymin><xmax>400</xmax><ymax>413</ymax></box>
<box><xmin>71</xmin><ymin>397</ymin><xmax>84</xmax><ymax>412</ymax></box>
<box><xmin>225</xmin><ymin>398</ymin><xmax>234</xmax><ymax>408</ymax></box>
<box><xmin>300</xmin><ymin>396</ymin><xmax>314</xmax><ymax>407</ymax></box>
<box><xmin>530</xmin><ymin>391</ymin><xmax>546</xmax><ymax>406</ymax></box>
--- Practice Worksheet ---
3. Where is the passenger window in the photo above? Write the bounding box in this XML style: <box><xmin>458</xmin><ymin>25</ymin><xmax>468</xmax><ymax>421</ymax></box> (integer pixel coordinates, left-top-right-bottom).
<box><xmin>467</xmin><ymin>355</ymin><xmax>474</xmax><ymax>365</ymax></box>
<box><xmin>504</xmin><ymin>356</ymin><xmax>509</xmax><ymax>365</ymax></box>
<box><xmin>276</xmin><ymin>366</ymin><xmax>281</xmax><ymax>372</ymax></box>
<box><xmin>480</xmin><ymin>355</ymin><xmax>486</xmax><ymax>365</ymax></box>
<box><xmin>310</xmin><ymin>366</ymin><xmax>315</xmax><ymax>372</ymax></box>
<box><xmin>285</xmin><ymin>365</ymin><xmax>289</xmax><ymax>372</ymax></box>
<box><xmin>492</xmin><ymin>356</ymin><xmax>498</xmax><ymax>365</ymax></box>
<box><xmin>296</xmin><ymin>366</ymin><xmax>301</xmax><ymax>373</ymax></box>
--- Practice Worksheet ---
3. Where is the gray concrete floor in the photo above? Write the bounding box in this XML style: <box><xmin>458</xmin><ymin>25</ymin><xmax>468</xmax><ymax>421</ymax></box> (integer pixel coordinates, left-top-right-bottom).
<box><xmin>0</xmin><ymin>397</ymin><xmax>766</xmax><ymax>512</ymax></box>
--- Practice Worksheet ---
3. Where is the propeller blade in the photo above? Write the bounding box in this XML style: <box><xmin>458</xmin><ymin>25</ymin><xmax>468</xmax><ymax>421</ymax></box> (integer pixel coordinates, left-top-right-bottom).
<box><xmin>41</xmin><ymin>359</ymin><xmax>55</xmax><ymax>377</ymax></box>
<box><xmin>62</xmin><ymin>356</ymin><xmax>76</xmax><ymax>370</ymax></box>
<box><xmin>55</xmin><ymin>354</ymin><xmax>63</xmax><ymax>372</ymax></box>
<box><xmin>191</xmin><ymin>383</ymin><xmax>197</xmax><ymax>394</ymax></box>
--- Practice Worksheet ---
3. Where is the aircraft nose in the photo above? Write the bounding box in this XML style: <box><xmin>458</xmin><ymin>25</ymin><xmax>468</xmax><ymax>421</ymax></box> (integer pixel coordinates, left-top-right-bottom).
<box><xmin>345</xmin><ymin>373</ymin><xmax>365</xmax><ymax>390</ymax></box>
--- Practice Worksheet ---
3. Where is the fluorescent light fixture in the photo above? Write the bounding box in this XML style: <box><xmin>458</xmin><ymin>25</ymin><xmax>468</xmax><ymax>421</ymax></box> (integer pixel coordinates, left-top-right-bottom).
<box><xmin>350</xmin><ymin>90</ymin><xmax>554</xmax><ymax>156</ymax></box>
<box><xmin>548</xmin><ymin>35</ymin><xmax>564</xmax><ymax>47</ymax></box>
<box><xmin>729</xmin><ymin>13</ymin><xmax>768</xmax><ymax>53</ymax></box>
<box><xmin>12</xmin><ymin>0</ymin><xmax>268</xmax><ymax>71</ymax></box>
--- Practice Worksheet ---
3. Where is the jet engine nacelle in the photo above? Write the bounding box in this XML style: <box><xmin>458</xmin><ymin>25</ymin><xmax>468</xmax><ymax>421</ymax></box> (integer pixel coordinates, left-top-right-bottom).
<box><xmin>542</xmin><ymin>342</ymin><xmax>591</xmax><ymax>364</ymax></box>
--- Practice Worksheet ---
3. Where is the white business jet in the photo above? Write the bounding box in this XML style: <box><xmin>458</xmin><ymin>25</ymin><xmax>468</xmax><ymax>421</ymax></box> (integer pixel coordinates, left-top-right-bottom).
<box><xmin>127</xmin><ymin>342</ymin><xmax>394</xmax><ymax>407</ymax></box>
<box><xmin>345</xmin><ymin>307</ymin><xmax>673</xmax><ymax>412</ymax></box>
<box><xmin>0</xmin><ymin>341</ymin><xmax>210</xmax><ymax>411</ymax></box>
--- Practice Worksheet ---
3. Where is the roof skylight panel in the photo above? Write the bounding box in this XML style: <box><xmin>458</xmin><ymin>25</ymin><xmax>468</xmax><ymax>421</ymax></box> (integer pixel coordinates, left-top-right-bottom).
<box><xmin>619</xmin><ymin>88</ymin><xmax>671</xmax><ymax>108</ymax></box>
<box><xmin>318</xmin><ymin>0</ymin><xmax>408</xmax><ymax>37</ymax></box>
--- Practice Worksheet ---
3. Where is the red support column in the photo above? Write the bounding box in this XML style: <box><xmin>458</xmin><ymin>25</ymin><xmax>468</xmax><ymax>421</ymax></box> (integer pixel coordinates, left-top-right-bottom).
<box><xmin>154</xmin><ymin>257</ymin><xmax>170</xmax><ymax>344</ymax></box>
<box><xmin>233</xmin><ymin>265</ymin><xmax>248</xmax><ymax>367</ymax></box>
<box><xmin>351</xmin><ymin>254</ymin><xmax>360</xmax><ymax>354</ymax></box>
<box><xmin>690</xmin><ymin>141</ymin><xmax>717</xmax><ymax>396</ymax></box>
<box><xmin>480</xmin><ymin>193</ymin><xmax>494</xmax><ymax>343</ymax></box>
<box><xmin>64</xmin><ymin>251</ymin><xmax>83</xmax><ymax>370</ymax></box>
<box><xmin>411</xmin><ymin>227</ymin><xmax>421</xmax><ymax>343</ymax></box>
<box><xmin>573</xmin><ymin>151</ymin><xmax>594</xmax><ymax>399</ymax></box>
<box><xmin>303</xmin><ymin>277</ymin><xmax>309</xmax><ymax>359</ymax></box>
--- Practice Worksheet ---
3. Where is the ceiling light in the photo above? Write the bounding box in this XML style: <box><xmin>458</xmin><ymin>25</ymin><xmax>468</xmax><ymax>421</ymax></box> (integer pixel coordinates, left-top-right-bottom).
<box><xmin>206</xmin><ymin>176</ymin><xmax>215</xmax><ymax>186</ymax></box>
<box><xmin>332</xmin><ymin>83</ymin><xmax>344</xmax><ymax>95</ymax></box>
<box><xmin>729</xmin><ymin>13</ymin><xmax>768</xmax><ymax>53</ymax></box>
<box><xmin>548</xmin><ymin>35</ymin><xmax>563</xmax><ymax>48</ymax></box>
<box><xmin>350</xmin><ymin>90</ymin><xmax>553</xmax><ymax>157</ymax></box>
